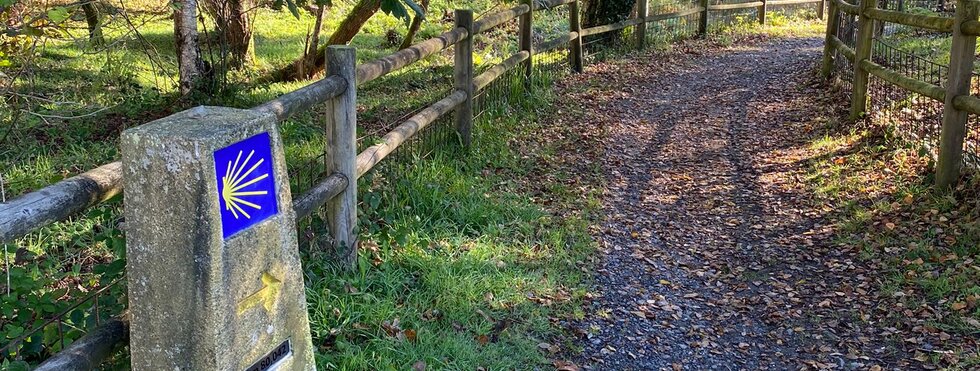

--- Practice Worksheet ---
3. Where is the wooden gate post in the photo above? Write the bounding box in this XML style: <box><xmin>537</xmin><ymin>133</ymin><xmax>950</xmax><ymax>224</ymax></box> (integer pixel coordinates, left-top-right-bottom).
<box><xmin>699</xmin><ymin>0</ymin><xmax>710</xmax><ymax>36</ymax></box>
<box><xmin>636</xmin><ymin>0</ymin><xmax>649</xmax><ymax>49</ymax></box>
<box><xmin>520</xmin><ymin>0</ymin><xmax>534</xmax><ymax>90</ymax></box>
<box><xmin>936</xmin><ymin>0</ymin><xmax>980</xmax><ymax>189</ymax></box>
<box><xmin>849</xmin><ymin>0</ymin><xmax>875</xmax><ymax>120</ymax></box>
<box><xmin>818</xmin><ymin>0</ymin><xmax>825</xmax><ymax>20</ymax></box>
<box><xmin>453</xmin><ymin>9</ymin><xmax>474</xmax><ymax>147</ymax></box>
<box><xmin>759</xmin><ymin>0</ymin><xmax>768</xmax><ymax>25</ymax></box>
<box><xmin>325</xmin><ymin>46</ymin><xmax>359</xmax><ymax>270</ymax></box>
<box><xmin>569</xmin><ymin>0</ymin><xmax>585</xmax><ymax>72</ymax></box>
<box><xmin>821</xmin><ymin>0</ymin><xmax>840</xmax><ymax>78</ymax></box>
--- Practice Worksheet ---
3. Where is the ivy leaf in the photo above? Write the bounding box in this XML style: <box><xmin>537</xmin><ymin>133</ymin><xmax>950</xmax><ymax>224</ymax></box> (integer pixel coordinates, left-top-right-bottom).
<box><xmin>380</xmin><ymin>0</ymin><xmax>411</xmax><ymax>27</ymax></box>
<box><xmin>272</xmin><ymin>0</ymin><xmax>301</xmax><ymax>19</ymax></box>
<box><xmin>46</xmin><ymin>6</ymin><xmax>71</xmax><ymax>24</ymax></box>
<box><xmin>402</xmin><ymin>0</ymin><xmax>425</xmax><ymax>21</ymax></box>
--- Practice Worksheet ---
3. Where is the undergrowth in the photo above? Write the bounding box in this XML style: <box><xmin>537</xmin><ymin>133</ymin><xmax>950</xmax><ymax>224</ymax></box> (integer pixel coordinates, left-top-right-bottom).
<box><xmin>804</xmin><ymin>90</ymin><xmax>980</xmax><ymax>368</ymax></box>
<box><xmin>298</xmin><ymin>68</ymin><xmax>601</xmax><ymax>369</ymax></box>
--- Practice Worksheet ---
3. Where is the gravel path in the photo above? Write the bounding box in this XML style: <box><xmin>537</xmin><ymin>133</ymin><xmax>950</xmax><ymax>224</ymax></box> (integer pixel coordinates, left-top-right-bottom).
<box><xmin>563</xmin><ymin>36</ymin><xmax>889</xmax><ymax>370</ymax></box>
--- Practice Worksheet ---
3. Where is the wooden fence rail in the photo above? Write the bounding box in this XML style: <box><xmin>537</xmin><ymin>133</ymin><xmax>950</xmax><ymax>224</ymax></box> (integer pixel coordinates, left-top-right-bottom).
<box><xmin>822</xmin><ymin>0</ymin><xmax>979</xmax><ymax>188</ymax></box>
<box><xmin>4</xmin><ymin>1</ymin><xmax>825</xmax><ymax>368</ymax></box>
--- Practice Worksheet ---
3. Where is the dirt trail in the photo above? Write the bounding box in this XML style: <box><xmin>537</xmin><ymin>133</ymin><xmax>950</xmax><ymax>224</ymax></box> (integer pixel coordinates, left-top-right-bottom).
<box><xmin>561</xmin><ymin>37</ymin><xmax>893</xmax><ymax>370</ymax></box>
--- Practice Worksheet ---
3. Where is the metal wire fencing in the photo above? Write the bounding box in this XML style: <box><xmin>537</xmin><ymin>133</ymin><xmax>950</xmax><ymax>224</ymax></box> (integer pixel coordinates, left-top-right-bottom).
<box><xmin>828</xmin><ymin>10</ymin><xmax>980</xmax><ymax>166</ymax></box>
<box><xmin>867</xmin><ymin>38</ymin><xmax>946</xmax><ymax>152</ymax></box>
<box><xmin>832</xmin><ymin>8</ymin><xmax>858</xmax><ymax>94</ymax></box>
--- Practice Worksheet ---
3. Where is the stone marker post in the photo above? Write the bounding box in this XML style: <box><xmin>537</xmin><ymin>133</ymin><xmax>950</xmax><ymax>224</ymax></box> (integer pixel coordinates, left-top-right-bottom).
<box><xmin>121</xmin><ymin>106</ymin><xmax>315</xmax><ymax>370</ymax></box>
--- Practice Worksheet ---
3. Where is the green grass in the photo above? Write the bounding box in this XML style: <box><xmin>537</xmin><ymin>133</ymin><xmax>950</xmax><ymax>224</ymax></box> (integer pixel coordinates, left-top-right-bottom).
<box><xmin>803</xmin><ymin>119</ymin><xmax>980</xmax><ymax>369</ymax></box>
<box><xmin>707</xmin><ymin>8</ymin><xmax>825</xmax><ymax>46</ymax></box>
<box><xmin>1</xmin><ymin>2</ymin><xmax>817</xmax><ymax>368</ymax></box>
<box><xmin>294</xmin><ymin>61</ymin><xmax>603</xmax><ymax>368</ymax></box>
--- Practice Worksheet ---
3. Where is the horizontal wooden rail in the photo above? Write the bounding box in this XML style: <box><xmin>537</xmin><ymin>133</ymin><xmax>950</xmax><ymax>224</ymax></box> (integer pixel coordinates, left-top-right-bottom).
<box><xmin>251</xmin><ymin>75</ymin><xmax>346</xmax><ymax>122</ymax></box>
<box><xmin>581</xmin><ymin>18</ymin><xmax>644</xmax><ymax>37</ymax></box>
<box><xmin>473</xmin><ymin>51</ymin><xmax>530</xmax><ymax>91</ymax></box>
<box><xmin>356</xmin><ymin>90</ymin><xmax>467</xmax><ymax>178</ymax></box>
<box><xmin>292</xmin><ymin>173</ymin><xmax>349</xmax><ymax>220</ymax></box>
<box><xmin>865</xmin><ymin>8</ymin><xmax>953</xmax><ymax>33</ymax></box>
<box><xmin>859</xmin><ymin>59</ymin><xmax>945</xmax><ymax>101</ymax></box>
<box><xmin>538</xmin><ymin>31</ymin><xmax>579</xmax><ymax>53</ymax></box>
<box><xmin>650</xmin><ymin>7</ymin><xmax>705</xmax><ymax>22</ymax></box>
<box><xmin>536</xmin><ymin>0</ymin><xmax>575</xmax><ymax>9</ymax></box>
<box><xmin>767</xmin><ymin>0</ymin><xmax>821</xmax><ymax>5</ymax></box>
<box><xmin>0</xmin><ymin>0</ymin><xmax>705</xmax><ymax>246</ymax></box>
<box><xmin>572</xmin><ymin>7</ymin><xmax>706</xmax><ymax>38</ymax></box>
<box><xmin>356</xmin><ymin>27</ymin><xmax>468</xmax><ymax>85</ymax></box>
<box><xmin>831</xmin><ymin>0</ymin><xmax>859</xmax><ymax>15</ymax></box>
<box><xmin>961</xmin><ymin>19</ymin><xmax>980</xmax><ymax>36</ymax></box>
<box><xmin>0</xmin><ymin>162</ymin><xmax>122</xmax><ymax>244</ymax></box>
<box><xmin>474</xmin><ymin>4</ymin><xmax>530</xmax><ymax>34</ymax></box>
<box><xmin>708</xmin><ymin>2</ymin><xmax>765</xmax><ymax>11</ymax></box>
<box><xmin>952</xmin><ymin>94</ymin><xmax>980</xmax><ymax>115</ymax></box>
<box><xmin>33</xmin><ymin>316</ymin><xmax>129</xmax><ymax>371</ymax></box>
<box><xmin>830</xmin><ymin>35</ymin><xmax>856</xmax><ymax>61</ymax></box>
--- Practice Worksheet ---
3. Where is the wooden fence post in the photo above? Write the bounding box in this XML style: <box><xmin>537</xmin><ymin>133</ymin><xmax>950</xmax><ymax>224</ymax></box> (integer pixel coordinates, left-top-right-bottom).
<box><xmin>759</xmin><ymin>0</ymin><xmax>768</xmax><ymax>25</ymax></box>
<box><xmin>325</xmin><ymin>45</ymin><xmax>358</xmax><ymax>269</ymax></box>
<box><xmin>821</xmin><ymin>0</ymin><xmax>840</xmax><ymax>78</ymax></box>
<box><xmin>520</xmin><ymin>0</ymin><xmax>534</xmax><ymax>89</ymax></box>
<box><xmin>699</xmin><ymin>0</ymin><xmax>709</xmax><ymax>36</ymax></box>
<box><xmin>636</xmin><ymin>0</ymin><xmax>648</xmax><ymax>49</ymax></box>
<box><xmin>454</xmin><ymin>9</ymin><xmax>474</xmax><ymax>147</ymax></box>
<box><xmin>849</xmin><ymin>0</ymin><xmax>875</xmax><ymax>120</ymax></box>
<box><xmin>569</xmin><ymin>0</ymin><xmax>584</xmax><ymax>72</ymax></box>
<box><xmin>936</xmin><ymin>0</ymin><xmax>980</xmax><ymax>189</ymax></box>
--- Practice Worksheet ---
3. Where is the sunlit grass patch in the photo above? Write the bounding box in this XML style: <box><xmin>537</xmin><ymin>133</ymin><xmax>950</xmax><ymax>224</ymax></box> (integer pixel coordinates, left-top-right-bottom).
<box><xmin>804</xmin><ymin>123</ymin><xmax>980</xmax><ymax>368</ymax></box>
<box><xmin>298</xmin><ymin>81</ymin><xmax>598</xmax><ymax>369</ymax></box>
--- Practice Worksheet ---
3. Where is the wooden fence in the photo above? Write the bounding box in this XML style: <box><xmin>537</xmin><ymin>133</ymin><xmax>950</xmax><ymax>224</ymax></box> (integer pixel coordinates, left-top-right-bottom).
<box><xmin>822</xmin><ymin>0</ymin><xmax>980</xmax><ymax>188</ymax></box>
<box><xmin>0</xmin><ymin>0</ymin><xmax>824</xmax><ymax>368</ymax></box>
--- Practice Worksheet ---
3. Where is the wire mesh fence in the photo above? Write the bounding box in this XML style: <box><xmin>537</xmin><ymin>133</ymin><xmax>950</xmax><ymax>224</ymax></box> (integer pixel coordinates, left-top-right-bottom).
<box><xmin>710</xmin><ymin>1</ymin><xmax>760</xmax><ymax>28</ymax></box>
<box><xmin>829</xmin><ymin>7</ymin><xmax>980</xmax><ymax>168</ymax></box>
<box><xmin>832</xmin><ymin>8</ymin><xmax>857</xmax><ymax>94</ymax></box>
<box><xmin>645</xmin><ymin>12</ymin><xmax>702</xmax><ymax>46</ymax></box>
<box><xmin>878</xmin><ymin>0</ymin><xmax>953</xmax><ymax>14</ymax></box>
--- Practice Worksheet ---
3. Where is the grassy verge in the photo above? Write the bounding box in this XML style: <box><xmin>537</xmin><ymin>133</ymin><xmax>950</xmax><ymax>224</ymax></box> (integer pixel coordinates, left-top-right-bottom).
<box><xmin>803</xmin><ymin>93</ymin><xmax>980</xmax><ymax>368</ymax></box>
<box><xmin>299</xmin><ymin>70</ymin><xmax>602</xmax><ymax>369</ymax></box>
<box><xmin>0</xmin><ymin>4</ymin><xmax>818</xmax><ymax>367</ymax></box>
<box><xmin>0</xmin><ymin>1</ymin><xmax>565</xmax><ymax>363</ymax></box>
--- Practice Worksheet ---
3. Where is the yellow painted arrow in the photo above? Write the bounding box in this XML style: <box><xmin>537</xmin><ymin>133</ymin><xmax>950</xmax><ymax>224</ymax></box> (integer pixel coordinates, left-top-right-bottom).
<box><xmin>237</xmin><ymin>272</ymin><xmax>282</xmax><ymax>315</ymax></box>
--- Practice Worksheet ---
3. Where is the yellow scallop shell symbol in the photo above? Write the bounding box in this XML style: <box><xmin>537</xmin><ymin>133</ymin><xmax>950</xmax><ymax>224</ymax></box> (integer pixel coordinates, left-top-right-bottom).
<box><xmin>221</xmin><ymin>150</ymin><xmax>269</xmax><ymax>219</ymax></box>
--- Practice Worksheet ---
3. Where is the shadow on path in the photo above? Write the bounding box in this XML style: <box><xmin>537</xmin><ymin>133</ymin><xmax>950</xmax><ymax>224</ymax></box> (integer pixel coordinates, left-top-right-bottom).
<box><xmin>561</xmin><ymin>37</ymin><xmax>894</xmax><ymax>370</ymax></box>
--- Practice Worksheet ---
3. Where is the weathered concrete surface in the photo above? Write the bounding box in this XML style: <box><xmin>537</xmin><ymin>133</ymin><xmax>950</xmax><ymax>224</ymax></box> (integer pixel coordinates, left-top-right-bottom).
<box><xmin>121</xmin><ymin>106</ymin><xmax>315</xmax><ymax>370</ymax></box>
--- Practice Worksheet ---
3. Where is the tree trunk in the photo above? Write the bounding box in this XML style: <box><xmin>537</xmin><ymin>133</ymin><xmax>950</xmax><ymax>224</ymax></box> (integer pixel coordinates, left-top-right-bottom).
<box><xmin>80</xmin><ymin>1</ymin><xmax>104</xmax><ymax>45</ymax></box>
<box><xmin>201</xmin><ymin>0</ymin><xmax>255</xmax><ymax>69</ymax></box>
<box><xmin>174</xmin><ymin>0</ymin><xmax>205</xmax><ymax>95</ymax></box>
<box><xmin>269</xmin><ymin>0</ymin><xmax>382</xmax><ymax>82</ymax></box>
<box><xmin>582</xmin><ymin>0</ymin><xmax>635</xmax><ymax>46</ymax></box>
<box><xmin>300</xmin><ymin>5</ymin><xmax>327</xmax><ymax>78</ymax></box>
<box><xmin>399</xmin><ymin>0</ymin><xmax>430</xmax><ymax>50</ymax></box>
<box><xmin>583</xmin><ymin>0</ymin><xmax>635</xmax><ymax>27</ymax></box>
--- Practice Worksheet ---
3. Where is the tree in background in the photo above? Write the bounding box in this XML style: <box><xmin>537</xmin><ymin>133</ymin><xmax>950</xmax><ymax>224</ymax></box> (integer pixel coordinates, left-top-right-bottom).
<box><xmin>269</xmin><ymin>0</ymin><xmax>424</xmax><ymax>82</ymax></box>
<box><xmin>79</xmin><ymin>1</ymin><xmax>104</xmax><ymax>45</ymax></box>
<box><xmin>398</xmin><ymin>0</ymin><xmax>428</xmax><ymax>50</ymax></box>
<box><xmin>201</xmin><ymin>0</ymin><xmax>255</xmax><ymax>69</ymax></box>
<box><xmin>298</xmin><ymin>0</ymin><xmax>330</xmax><ymax>78</ymax></box>
<box><xmin>173</xmin><ymin>0</ymin><xmax>207</xmax><ymax>95</ymax></box>
<box><xmin>583</xmin><ymin>0</ymin><xmax>635</xmax><ymax>28</ymax></box>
